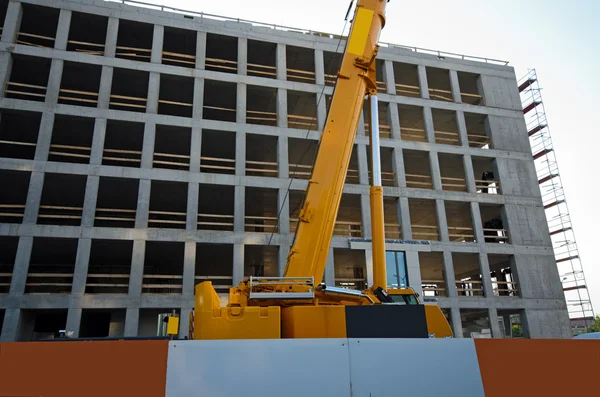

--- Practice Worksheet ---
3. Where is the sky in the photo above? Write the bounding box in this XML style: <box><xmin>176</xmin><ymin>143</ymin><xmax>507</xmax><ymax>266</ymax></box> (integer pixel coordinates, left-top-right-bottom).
<box><xmin>133</xmin><ymin>0</ymin><xmax>600</xmax><ymax>312</ymax></box>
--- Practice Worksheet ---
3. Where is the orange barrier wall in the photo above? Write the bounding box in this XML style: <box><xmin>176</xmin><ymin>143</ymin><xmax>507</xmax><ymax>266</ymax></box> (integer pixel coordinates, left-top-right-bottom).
<box><xmin>0</xmin><ymin>340</ymin><xmax>168</xmax><ymax>397</ymax></box>
<box><xmin>475</xmin><ymin>339</ymin><xmax>600</xmax><ymax>397</ymax></box>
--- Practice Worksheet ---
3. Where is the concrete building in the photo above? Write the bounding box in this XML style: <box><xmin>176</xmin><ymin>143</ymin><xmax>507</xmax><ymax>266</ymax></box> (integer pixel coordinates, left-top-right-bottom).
<box><xmin>0</xmin><ymin>0</ymin><xmax>572</xmax><ymax>341</ymax></box>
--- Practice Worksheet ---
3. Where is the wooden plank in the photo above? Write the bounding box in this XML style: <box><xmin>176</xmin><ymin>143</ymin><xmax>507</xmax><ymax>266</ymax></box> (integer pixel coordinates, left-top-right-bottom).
<box><xmin>0</xmin><ymin>139</ymin><xmax>37</xmax><ymax>147</ymax></box>
<box><xmin>18</xmin><ymin>32</ymin><xmax>55</xmax><ymax>41</ymax></box>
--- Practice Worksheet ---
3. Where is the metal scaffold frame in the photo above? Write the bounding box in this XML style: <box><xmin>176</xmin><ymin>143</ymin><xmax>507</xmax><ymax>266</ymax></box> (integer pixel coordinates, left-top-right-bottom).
<box><xmin>519</xmin><ymin>69</ymin><xmax>594</xmax><ymax>331</ymax></box>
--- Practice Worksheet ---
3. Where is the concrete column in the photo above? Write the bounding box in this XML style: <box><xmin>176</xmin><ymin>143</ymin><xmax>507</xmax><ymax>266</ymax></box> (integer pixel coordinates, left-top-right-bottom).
<box><xmin>0</xmin><ymin>309</ymin><xmax>20</xmax><ymax>342</ymax></box>
<box><xmin>423</xmin><ymin>107</ymin><xmax>435</xmax><ymax>143</ymax></box>
<box><xmin>34</xmin><ymin>112</ymin><xmax>54</xmax><ymax>162</ymax></box>
<box><xmin>235</xmin><ymin>131</ymin><xmax>246</xmax><ymax>176</ymax></box>
<box><xmin>314</xmin><ymin>49</ymin><xmax>325</xmax><ymax>86</ymax></box>
<box><xmin>97</xmin><ymin>66</ymin><xmax>113</xmax><ymax>109</ymax></box>
<box><xmin>417</xmin><ymin>65</ymin><xmax>429</xmax><ymax>99</ymax></box>
<box><xmin>151</xmin><ymin>25</ymin><xmax>164</xmax><ymax>64</ymax></box>
<box><xmin>388</xmin><ymin>103</ymin><xmax>401</xmax><ymax>140</ymax></box>
<box><xmin>104</xmin><ymin>17</ymin><xmax>119</xmax><ymax>58</ymax></box>
<box><xmin>128</xmin><ymin>240</ymin><xmax>146</xmax><ymax>296</ymax></box>
<box><xmin>357</xmin><ymin>109</ymin><xmax>366</xmax><ymax>136</ymax></box>
<box><xmin>178</xmin><ymin>308</ymin><xmax>192</xmax><ymax>339</ymax></box>
<box><xmin>278</xmin><ymin>244</ymin><xmax>290</xmax><ymax>276</ymax></box>
<box><xmin>237</xmin><ymin>37</ymin><xmax>247</xmax><ymax>75</ymax></box>
<box><xmin>81</xmin><ymin>176</ymin><xmax>99</xmax><ymax>227</ymax></box>
<box><xmin>451</xmin><ymin>307</ymin><xmax>463</xmax><ymax>338</ymax></box>
<box><xmin>186</xmin><ymin>182</ymin><xmax>199</xmax><ymax>231</ymax></box>
<box><xmin>317</xmin><ymin>94</ymin><xmax>327</xmax><ymax>131</ymax></box>
<box><xmin>45</xmin><ymin>59</ymin><xmax>64</xmax><ymax>105</ymax></box>
<box><xmin>487</xmin><ymin>307</ymin><xmax>503</xmax><ymax>338</ymax></box>
<box><xmin>233</xmin><ymin>185</ymin><xmax>245</xmax><ymax>232</ymax></box>
<box><xmin>478</xmin><ymin>252</ymin><xmax>494</xmax><ymax>298</ymax></box>
<box><xmin>54</xmin><ymin>9</ymin><xmax>71</xmax><ymax>50</ymax></box>
<box><xmin>398</xmin><ymin>197</ymin><xmax>412</xmax><ymax>240</ymax></box>
<box><xmin>435</xmin><ymin>199</ymin><xmax>449</xmax><ymax>242</ymax></box>
<box><xmin>124</xmin><ymin>308</ymin><xmax>139</xmax><ymax>337</ymax></box>
<box><xmin>276</xmin><ymin>43</ymin><xmax>286</xmax><ymax>80</ymax></box>
<box><xmin>449</xmin><ymin>70</ymin><xmax>462</xmax><ymax>103</ymax></box>
<box><xmin>0</xmin><ymin>53</ymin><xmax>13</xmax><ymax>98</ymax></box>
<box><xmin>192</xmin><ymin>78</ymin><xmax>204</xmax><ymax>119</ymax></box>
<box><xmin>65</xmin><ymin>308</ymin><xmax>82</xmax><ymax>337</ymax></box>
<box><xmin>1</xmin><ymin>1</ymin><xmax>23</xmax><ymax>44</ymax></box>
<box><xmin>429</xmin><ymin>151</ymin><xmax>443</xmax><ymax>191</ymax></box>
<box><xmin>90</xmin><ymin>119</ymin><xmax>107</xmax><ymax>165</ymax></box>
<box><xmin>405</xmin><ymin>251</ymin><xmax>422</xmax><ymax>295</ymax></box>
<box><xmin>360</xmin><ymin>193</ymin><xmax>372</xmax><ymax>238</ymax></box>
<box><xmin>277</xmin><ymin>136</ymin><xmax>289</xmax><ymax>179</ymax></box>
<box><xmin>71</xmin><ymin>238</ymin><xmax>91</xmax><ymax>295</ymax></box>
<box><xmin>236</xmin><ymin>83</ymin><xmax>246</xmax><ymax>123</ymax></box>
<box><xmin>146</xmin><ymin>72</ymin><xmax>160</xmax><ymax>114</ymax></box>
<box><xmin>384</xmin><ymin>60</ymin><xmax>396</xmax><ymax>95</ymax></box>
<box><xmin>195</xmin><ymin>31</ymin><xmax>206</xmax><ymax>69</ymax></box>
<box><xmin>135</xmin><ymin>179</ymin><xmax>151</xmax><ymax>228</ymax></box>
<box><xmin>456</xmin><ymin>110</ymin><xmax>469</xmax><ymax>147</ymax></box>
<box><xmin>232</xmin><ymin>244</ymin><xmax>244</xmax><ymax>285</ymax></box>
<box><xmin>442</xmin><ymin>251</ymin><xmax>458</xmax><ymax>297</ymax></box>
<box><xmin>277</xmin><ymin>88</ymin><xmax>287</xmax><ymax>128</ymax></box>
<box><xmin>23</xmin><ymin>172</ymin><xmax>44</xmax><ymax>224</ymax></box>
<box><xmin>357</xmin><ymin>144</ymin><xmax>369</xmax><ymax>185</ymax></box>
<box><xmin>190</xmin><ymin>127</ymin><xmax>202</xmax><ymax>173</ymax></box>
<box><xmin>182</xmin><ymin>241</ymin><xmax>196</xmax><ymax>295</ymax></box>
<box><xmin>141</xmin><ymin>123</ymin><xmax>156</xmax><ymax>169</ymax></box>
<box><xmin>463</xmin><ymin>154</ymin><xmax>477</xmax><ymax>193</ymax></box>
<box><xmin>364</xmin><ymin>248</ymin><xmax>373</xmax><ymax>287</ymax></box>
<box><xmin>392</xmin><ymin>148</ymin><xmax>406</xmax><ymax>188</ymax></box>
<box><xmin>470</xmin><ymin>202</ymin><xmax>485</xmax><ymax>244</ymax></box>
<box><xmin>8</xmin><ymin>236</ymin><xmax>33</xmax><ymax>295</ymax></box>
<box><xmin>323</xmin><ymin>247</ymin><xmax>335</xmax><ymax>285</ymax></box>
<box><xmin>278</xmin><ymin>188</ymin><xmax>290</xmax><ymax>236</ymax></box>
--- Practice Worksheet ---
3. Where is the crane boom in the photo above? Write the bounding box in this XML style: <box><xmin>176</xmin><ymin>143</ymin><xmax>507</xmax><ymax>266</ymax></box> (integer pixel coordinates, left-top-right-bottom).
<box><xmin>284</xmin><ymin>0</ymin><xmax>388</xmax><ymax>285</ymax></box>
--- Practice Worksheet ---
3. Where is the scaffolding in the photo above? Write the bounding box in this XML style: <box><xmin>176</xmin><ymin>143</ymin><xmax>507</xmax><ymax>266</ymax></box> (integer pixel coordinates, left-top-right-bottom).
<box><xmin>519</xmin><ymin>69</ymin><xmax>594</xmax><ymax>330</ymax></box>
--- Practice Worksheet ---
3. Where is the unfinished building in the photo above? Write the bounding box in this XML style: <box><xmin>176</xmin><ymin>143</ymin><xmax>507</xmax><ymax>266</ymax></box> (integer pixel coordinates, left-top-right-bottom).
<box><xmin>0</xmin><ymin>0</ymin><xmax>571</xmax><ymax>341</ymax></box>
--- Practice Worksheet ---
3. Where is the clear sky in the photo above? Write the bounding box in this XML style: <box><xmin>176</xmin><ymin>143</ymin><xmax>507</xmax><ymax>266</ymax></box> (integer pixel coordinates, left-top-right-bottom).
<box><xmin>133</xmin><ymin>0</ymin><xmax>600</xmax><ymax>312</ymax></box>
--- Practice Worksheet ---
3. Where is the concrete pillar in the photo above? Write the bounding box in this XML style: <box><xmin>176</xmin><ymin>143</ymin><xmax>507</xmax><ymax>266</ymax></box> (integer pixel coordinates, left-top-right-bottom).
<box><xmin>314</xmin><ymin>49</ymin><xmax>325</xmax><ymax>86</ymax></box>
<box><xmin>405</xmin><ymin>251</ymin><xmax>422</xmax><ymax>295</ymax></box>
<box><xmin>278</xmin><ymin>244</ymin><xmax>290</xmax><ymax>276</ymax></box>
<box><xmin>384</xmin><ymin>60</ymin><xmax>396</xmax><ymax>95</ymax></box>
<box><xmin>190</xmin><ymin>127</ymin><xmax>202</xmax><ymax>173</ymax></box>
<box><xmin>392</xmin><ymin>148</ymin><xmax>406</xmax><ymax>188</ymax></box>
<box><xmin>478</xmin><ymin>252</ymin><xmax>495</xmax><ymax>298</ymax></box>
<box><xmin>364</xmin><ymin>248</ymin><xmax>373</xmax><ymax>287</ymax></box>
<box><xmin>146</xmin><ymin>73</ymin><xmax>160</xmax><ymax>114</ymax></box>
<box><xmin>45</xmin><ymin>59</ymin><xmax>64</xmax><ymax>105</ymax></box>
<box><xmin>451</xmin><ymin>307</ymin><xmax>463</xmax><ymax>338</ymax></box>
<box><xmin>182</xmin><ymin>241</ymin><xmax>196</xmax><ymax>295</ymax></box>
<box><xmin>357</xmin><ymin>144</ymin><xmax>369</xmax><ymax>185</ymax></box>
<box><xmin>0</xmin><ymin>309</ymin><xmax>21</xmax><ymax>342</ymax></box>
<box><xmin>417</xmin><ymin>65</ymin><xmax>429</xmax><ymax>99</ymax></box>
<box><xmin>235</xmin><ymin>131</ymin><xmax>246</xmax><ymax>176</ymax></box>
<box><xmin>278</xmin><ymin>188</ymin><xmax>290</xmax><ymax>236</ymax></box>
<box><xmin>236</xmin><ymin>83</ymin><xmax>246</xmax><ymax>123</ymax></box>
<box><xmin>398</xmin><ymin>197</ymin><xmax>412</xmax><ymax>240</ymax></box>
<box><xmin>65</xmin><ymin>308</ymin><xmax>82</xmax><ymax>337</ymax></box>
<box><xmin>186</xmin><ymin>182</ymin><xmax>199</xmax><ymax>231</ymax></box>
<box><xmin>449</xmin><ymin>70</ymin><xmax>462</xmax><ymax>103</ymax></box>
<box><xmin>357</xmin><ymin>108</ymin><xmax>366</xmax><ymax>136</ymax></box>
<box><xmin>8</xmin><ymin>236</ymin><xmax>33</xmax><ymax>295</ymax></box>
<box><xmin>442</xmin><ymin>251</ymin><xmax>458</xmax><ymax>297</ymax></box>
<box><xmin>192</xmin><ymin>78</ymin><xmax>204</xmax><ymax>119</ymax></box>
<box><xmin>323</xmin><ymin>247</ymin><xmax>335</xmax><ymax>285</ymax></box>
<box><xmin>151</xmin><ymin>25</ymin><xmax>164</xmax><ymax>63</ymax></box>
<box><xmin>277</xmin><ymin>88</ymin><xmax>287</xmax><ymax>128</ymax></box>
<box><xmin>234</xmin><ymin>185</ymin><xmax>245</xmax><ymax>232</ymax></box>
<box><xmin>128</xmin><ymin>240</ymin><xmax>146</xmax><ymax>296</ymax></box>
<box><xmin>23</xmin><ymin>172</ymin><xmax>44</xmax><ymax>224</ymax></box>
<box><xmin>104</xmin><ymin>17</ymin><xmax>119</xmax><ymax>58</ymax></box>
<box><xmin>456</xmin><ymin>110</ymin><xmax>469</xmax><ymax>147</ymax></box>
<box><xmin>1</xmin><ymin>1</ymin><xmax>23</xmax><ymax>44</ymax></box>
<box><xmin>429</xmin><ymin>151</ymin><xmax>443</xmax><ymax>191</ymax></box>
<box><xmin>81</xmin><ymin>176</ymin><xmax>99</xmax><ymax>227</ymax></box>
<box><xmin>278</xmin><ymin>136</ymin><xmax>289</xmax><ymax>179</ymax></box>
<box><xmin>487</xmin><ymin>307</ymin><xmax>503</xmax><ymax>338</ymax></box>
<box><xmin>388</xmin><ymin>102</ymin><xmax>401</xmax><ymax>140</ymax></box>
<box><xmin>90</xmin><ymin>119</ymin><xmax>107</xmax><ymax>165</ymax></box>
<box><xmin>124</xmin><ymin>308</ymin><xmax>139</xmax><ymax>337</ymax></box>
<box><xmin>317</xmin><ymin>93</ymin><xmax>327</xmax><ymax>131</ymax></box>
<box><xmin>97</xmin><ymin>66</ymin><xmax>113</xmax><ymax>109</ymax></box>
<box><xmin>141</xmin><ymin>123</ymin><xmax>156</xmax><ymax>169</ymax></box>
<box><xmin>463</xmin><ymin>154</ymin><xmax>477</xmax><ymax>193</ymax></box>
<box><xmin>34</xmin><ymin>112</ymin><xmax>54</xmax><ymax>162</ymax></box>
<box><xmin>470</xmin><ymin>202</ymin><xmax>485</xmax><ymax>244</ymax></box>
<box><xmin>54</xmin><ymin>9</ymin><xmax>71</xmax><ymax>51</ymax></box>
<box><xmin>360</xmin><ymin>193</ymin><xmax>372</xmax><ymax>238</ymax></box>
<box><xmin>0</xmin><ymin>53</ymin><xmax>13</xmax><ymax>98</ymax></box>
<box><xmin>423</xmin><ymin>107</ymin><xmax>435</xmax><ymax>143</ymax></box>
<box><xmin>237</xmin><ymin>37</ymin><xmax>247</xmax><ymax>75</ymax></box>
<box><xmin>276</xmin><ymin>43</ymin><xmax>286</xmax><ymax>80</ymax></box>
<box><xmin>71</xmin><ymin>238</ymin><xmax>91</xmax><ymax>295</ymax></box>
<box><xmin>232</xmin><ymin>244</ymin><xmax>244</xmax><ymax>285</ymax></box>
<box><xmin>195</xmin><ymin>31</ymin><xmax>206</xmax><ymax>69</ymax></box>
<box><xmin>135</xmin><ymin>179</ymin><xmax>151</xmax><ymax>228</ymax></box>
<box><xmin>435</xmin><ymin>199</ymin><xmax>449</xmax><ymax>242</ymax></box>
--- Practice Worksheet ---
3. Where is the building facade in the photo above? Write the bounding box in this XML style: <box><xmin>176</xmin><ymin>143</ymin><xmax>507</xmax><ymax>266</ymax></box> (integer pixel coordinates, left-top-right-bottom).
<box><xmin>0</xmin><ymin>0</ymin><xmax>572</xmax><ymax>341</ymax></box>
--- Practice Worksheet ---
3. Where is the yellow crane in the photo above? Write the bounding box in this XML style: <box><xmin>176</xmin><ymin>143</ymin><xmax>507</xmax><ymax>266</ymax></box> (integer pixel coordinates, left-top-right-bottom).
<box><xmin>191</xmin><ymin>0</ymin><xmax>452</xmax><ymax>340</ymax></box>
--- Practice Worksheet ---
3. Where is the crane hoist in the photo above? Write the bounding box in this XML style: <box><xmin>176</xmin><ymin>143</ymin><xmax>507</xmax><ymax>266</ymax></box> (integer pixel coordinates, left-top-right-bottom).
<box><xmin>190</xmin><ymin>0</ymin><xmax>452</xmax><ymax>340</ymax></box>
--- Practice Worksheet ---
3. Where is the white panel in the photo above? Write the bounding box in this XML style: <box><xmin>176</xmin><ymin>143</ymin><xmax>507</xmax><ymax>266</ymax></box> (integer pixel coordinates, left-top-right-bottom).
<box><xmin>166</xmin><ymin>339</ymin><xmax>351</xmax><ymax>397</ymax></box>
<box><xmin>347</xmin><ymin>338</ymin><xmax>485</xmax><ymax>397</ymax></box>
